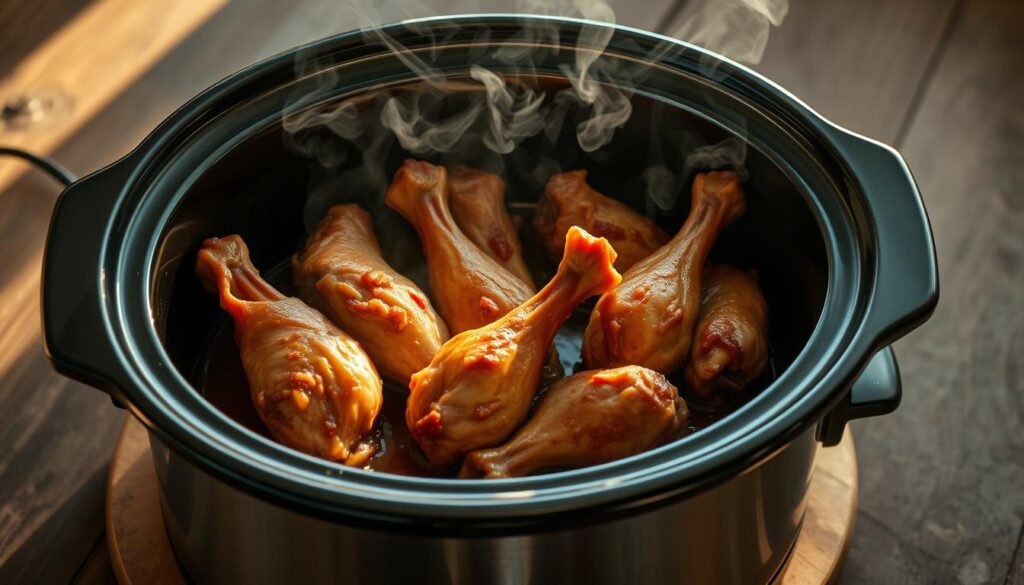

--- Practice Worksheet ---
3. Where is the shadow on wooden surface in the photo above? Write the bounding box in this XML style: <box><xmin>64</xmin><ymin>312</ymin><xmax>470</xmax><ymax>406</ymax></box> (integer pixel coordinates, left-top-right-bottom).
<box><xmin>843</xmin><ymin>0</ymin><xmax>1024</xmax><ymax>582</ymax></box>
<box><xmin>0</xmin><ymin>463</ymin><xmax>108</xmax><ymax>584</ymax></box>
<box><xmin>0</xmin><ymin>0</ymin><xmax>95</xmax><ymax>80</ymax></box>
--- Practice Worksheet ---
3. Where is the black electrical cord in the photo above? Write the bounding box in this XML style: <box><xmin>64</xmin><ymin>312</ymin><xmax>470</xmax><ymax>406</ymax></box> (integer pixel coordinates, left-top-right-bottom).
<box><xmin>0</xmin><ymin>146</ymin><xmax>77</xmax><ymax>187</ymax></box>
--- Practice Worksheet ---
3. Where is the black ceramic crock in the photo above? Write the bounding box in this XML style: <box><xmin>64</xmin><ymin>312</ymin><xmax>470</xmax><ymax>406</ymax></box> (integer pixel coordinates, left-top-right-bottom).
<box><xmin>42</xmin><ymin>15</ymin><xmax>937</xmax><ymax>584</ymax></box>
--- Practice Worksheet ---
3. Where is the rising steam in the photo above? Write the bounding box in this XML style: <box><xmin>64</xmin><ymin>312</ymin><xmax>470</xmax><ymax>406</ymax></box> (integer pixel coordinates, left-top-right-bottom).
<box><xmin>283</xmin><ymin>0</ymin><xmax>788</xmax><ymax>222</ymax></box>
<box><xmin>285</xmin><ymin>0</ymin><xmax>631</xmax><ymax>163</ymax></box>
<box><xmin>673</xmin><ymin>0</ymin><xmax>789</xmax><ymax>68</ymax></box>
<box><xmin>640</xmin><ymin>0</ymin><xmax>786</xmax><ymax>212</ymax></box>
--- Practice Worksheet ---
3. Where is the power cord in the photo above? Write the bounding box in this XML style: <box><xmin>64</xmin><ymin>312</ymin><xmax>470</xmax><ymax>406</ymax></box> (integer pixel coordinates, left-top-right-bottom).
<box><xmin>0</xmin><ymin>146</ymin><xmax>77</xmax><ymax>187</ymax></box>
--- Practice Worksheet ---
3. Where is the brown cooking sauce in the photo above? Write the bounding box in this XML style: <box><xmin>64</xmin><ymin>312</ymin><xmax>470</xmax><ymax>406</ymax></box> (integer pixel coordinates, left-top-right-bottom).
<box><xmin>196</xmin><ymin>310</ymin><xmax>440</xmax><ymax>477</ymax></box>
<box><xmin>193</xmin><ymin>261</ymin><xmax>769</xmax><ymax>478</ymax></box>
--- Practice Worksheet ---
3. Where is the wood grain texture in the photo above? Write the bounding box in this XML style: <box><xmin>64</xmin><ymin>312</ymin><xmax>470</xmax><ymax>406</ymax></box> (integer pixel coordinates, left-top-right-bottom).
<box><xmin>104</xmin><ymin>416</ymin><xmax>857</xmax><ymax>584</ymax></box>
<box><xmin>0</xmin><ymin>0</ymin><xmax>228</xmax><ymax>191</ymax></box>
<box><xmin>0</xmin><ymin>0</ymin><xmax>228</xmax><ymax>577</ymax></box>
<box><xmin>0</xmin><ymin>13</ymin><xmax>234</xmax><ymax>555</ymax></box>
<box><xmin>0</xmin><ymin>0</ymin><xmax>93</xmax><ymax>81</ymax></box>
<box><xmin>782</xmin><ymin>439</ymin><xmax>858</xmax><ymax>585</ymax></box>
<box><xmin>754</xmin><ymin>0</ymin><xmax>960</xmax><ymax>143</ymax></box>
<box><xmin>662</xmin><ymin>0</ymin><xmax>959</xmax><ymax>144</ymax></box>
<box><xmin>0</xmin><ymin>459</ymin><xmax>111</xmax><ymax>584</ymax></box>
<box><xmin>107</xmin><ymin>420</ymin><xmax>184</xmax><ymax>585</ymax></box>
<box><xmin>842</xmin><ymin>0</ymin><xmax>1024</xmax><ymax>582</ymax></box>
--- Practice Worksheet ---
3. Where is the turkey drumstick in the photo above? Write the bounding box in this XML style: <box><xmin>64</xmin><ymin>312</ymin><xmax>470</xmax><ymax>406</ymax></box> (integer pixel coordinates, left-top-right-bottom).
<box><xmin>293</xmin><ymin>204</ymin><xmax>448</xmax><ymax>385</ymax></box>
<box><xmin>533</xmin><ymin>169</ymin><xmax>669</xmax><ymax>273</ymax></box>
<box><xmin>448</xmin><ymin>165</ymin><xmax>536</xmax><ymax>289</ymax></box>
<box><xmin>461</xmin><ymin>365</ymin><xmax>686</xmax><ymax>479</ymax></box>
<box><xmin>196</xmin><ymin>235</ymin><xmax>383</xmax><ymax>466</ymax></box>
<box><xmin>583</xmin><ymin>171</ymin><xmax>747</xmax><ymax>374</ymax></box>
<box><xmin>685</xmin><ymin>264</ymin><xmax>769</xmax><ymax>396</ymax></box>
<box><xmin>386</xmin><ymin>159</ymin><xmax>534</xmax><ymax>334</ymax></box>
<box><xmin>407</xmin><ymin>226</ymin><xmax>621</xmax><ymax>468</ymax></box>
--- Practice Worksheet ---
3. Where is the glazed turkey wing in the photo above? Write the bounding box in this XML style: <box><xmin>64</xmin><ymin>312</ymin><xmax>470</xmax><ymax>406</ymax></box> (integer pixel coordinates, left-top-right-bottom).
<box><xmin>196</xmin><ymin>235</ymin><xmax>382</xmax><ymax>466</ymax></box>
<box><xmin>448</xmin><ymin>165</ymin><xmax>536</xmax><ymax>289</ymax></box>
<box><xmin>407</xmin><ymin>226</ymin><xmax>621</xmax><ymax>468</ymax></box>
<box><xmin>293</xmin><ymin>204</ymin><xmax>449</xmax><ymax>385</ymax></box>
<box><xmin>461</xmin><ymin>366</ymin><xmax>686</xmax><ymax>479</ymax></box>
<box><xmin>685</xmin><ymin>264</ymin><xmax>769</xmax><ymax>396</ymax></box>
<box><xmin>385</xmin><ymin>159</ymin><xmax>534</xmax><ymax>334</ymax></box>
<box><xmin>583</xmin><ymin>171</ymin><xmax>747</xmax><ymax>374</ymax></box>
<box><xmin>533</xmin><ymin>170</ymin><xmax>669</xmax><ymax>272</ymax></box>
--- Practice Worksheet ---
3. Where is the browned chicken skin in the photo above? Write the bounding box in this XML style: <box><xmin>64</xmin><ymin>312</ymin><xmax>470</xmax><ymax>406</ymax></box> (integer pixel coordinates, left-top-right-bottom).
<box><xmin>685</xmin><ymin>264</ymin><xmax>769</xmax><ymax>396</ymax></box>
<box><xmin>461</xmin><ymin>366</ymin><xmax>686</xmax><ymax>479</ymax></box>
<box><xmin>533</xmin><ymin>170</ymin><xmax>670</xmax><ymax>273</ymax></box>
<box><xmin>196</xmin><ymin>235</ymin><xmax>382</xmax><ymax>465</ymax></box>
<box><xmin>293</xmin><ymin>204</ymin><xmax>449</xmax><ymax>384</ymax></box>
<box><xmin>407</xmin><ymin>226</ymin><xmax>621</xmax><ymax>468</ymax></box>
<box><xmin>448</xmin><ymin>165</ymin><xmax>536</xmax><ymax>289</ymax></box>
<box><xmin>583</xmin><ymin>171</ymin><xmax>747</xmax><ymax>374</ymax></box>
<box><xmin>386</xmin><ymin>160</ymin><xmax>534</xmax><ymax>334</ymax></box>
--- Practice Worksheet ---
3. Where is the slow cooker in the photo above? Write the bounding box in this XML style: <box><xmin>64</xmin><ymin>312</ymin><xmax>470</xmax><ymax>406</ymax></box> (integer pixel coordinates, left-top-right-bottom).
<box><xmin>42</xmin><ymin>15</ymin><xmax>938</xmax><ymax>584</ymax></box>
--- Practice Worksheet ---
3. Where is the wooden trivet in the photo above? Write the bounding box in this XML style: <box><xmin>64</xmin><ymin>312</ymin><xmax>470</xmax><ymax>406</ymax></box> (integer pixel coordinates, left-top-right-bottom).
<box><xmin>107</xmin><ymin>416</ymin><xmax>857</xmax><ymax>584</ymax></box>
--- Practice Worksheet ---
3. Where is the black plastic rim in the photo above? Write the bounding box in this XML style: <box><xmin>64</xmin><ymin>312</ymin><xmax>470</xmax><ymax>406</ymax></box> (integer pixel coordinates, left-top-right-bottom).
<box><xmin>88</xmin><ymin>15</ymin><xmax>916</xmax><ymax>530</ymax></box>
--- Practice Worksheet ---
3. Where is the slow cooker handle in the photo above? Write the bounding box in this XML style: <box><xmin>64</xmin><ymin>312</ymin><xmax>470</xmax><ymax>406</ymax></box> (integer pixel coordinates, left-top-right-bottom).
<box><xmin>818</xmin><ymin>345</ymin><xmax>900</xmax><ymax>446</ymax></box>
<box><xmin>830</xmin><ymin>128</ymin><xmax>939</xmax><ymax>349</ymax></box>
<box><xmin>816</xmin><ymin>129</ymin><xmax>938</xmax><ymax>446</ymax></box>
<box><xmin>42</xmin><ymin>158</ymin><xmax>133</xmax><ymax>405</ymax></box>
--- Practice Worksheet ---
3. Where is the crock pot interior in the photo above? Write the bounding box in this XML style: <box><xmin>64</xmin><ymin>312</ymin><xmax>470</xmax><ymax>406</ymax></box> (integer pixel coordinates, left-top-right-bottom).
<box><xmin>151</xmin><ymin>78</ymin><xmax>828</xmax><ymax>472</ymax></box>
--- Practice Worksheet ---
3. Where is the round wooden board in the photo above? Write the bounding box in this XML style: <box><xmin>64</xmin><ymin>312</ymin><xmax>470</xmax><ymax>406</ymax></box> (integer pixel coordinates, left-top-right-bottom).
<box><xmin>107</xmin><ymin>416</ymin><xmax>857</xmax><ymax>585</ymax></box>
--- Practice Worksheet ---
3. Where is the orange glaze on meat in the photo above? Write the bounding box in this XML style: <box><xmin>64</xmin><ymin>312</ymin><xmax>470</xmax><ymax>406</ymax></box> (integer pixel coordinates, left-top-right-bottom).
<box><xmin>385</xmin><ymin>160</ymin><xmax>534</xmax><ymax>334</ymax></box>
<box><xmin>448</xmin><ymin>165</ymin><xmax>536</xmax><ymax>288</ymax></box>
<box><xmin>685</xmin><ymin>264</ymin><xmax>769</xmax><ymax>396</ymax></box>
<box><xmin>461</xmin><ymin>366</ymin><xmax>686</xmax><ymax>479</ymax></box>
<box><xmin>196</xmin><ymin>235</ymin><xmax>382</xmax><ymax>465</ymax></box>
<box><xmin>583</xmin><ymin>171</ymin><xmax>747</xmax><ymax>374</ymax></box>
<box><xmin>293</xmin><ymin>204</ymin><xmax>448</xmax><ymax>385</ymax></box>
<box><xmin>533</xmin><ymin>169</ymin><xmax>669</xmax><ymax>272</ymax></box>
<box><xmin>406</xmin><ymin>226</ymin><xmax>621</xmax><ymax>469</ymax></box>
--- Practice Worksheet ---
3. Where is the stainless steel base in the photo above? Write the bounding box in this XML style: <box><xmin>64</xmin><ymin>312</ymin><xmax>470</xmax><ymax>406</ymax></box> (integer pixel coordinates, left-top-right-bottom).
<box><xmin>153</xmin><ymin>427</ymin><xmax>816</xmax><ymax>585</ymax></box>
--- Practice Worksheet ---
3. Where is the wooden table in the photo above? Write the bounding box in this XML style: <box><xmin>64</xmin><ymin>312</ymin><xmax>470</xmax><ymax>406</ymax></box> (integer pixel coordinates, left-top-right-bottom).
<box><xmin>0</xmin><ymin>0</ymin><xmax>1021</xmax><ymax>583</ymax></box>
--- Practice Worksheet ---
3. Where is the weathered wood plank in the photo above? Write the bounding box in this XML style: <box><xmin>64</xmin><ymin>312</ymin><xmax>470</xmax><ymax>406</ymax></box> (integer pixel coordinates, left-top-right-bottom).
<box><xmin>661</xmin><ymin>1</ymin><xmax>1023</xmax><ymax>583</ymax></box>
<box><xmin>662</xmin><ymin>0</ymin><xmax>959</xmax><ymax>144</ymax></box>
<box><xmin>0</xmin><ymin>0</ymin><xmax>230</xmax><ymax>573</ymax></box>
<box><xmin>0</xmin><ymin>0</ymin><xmax>229</xmax><ymax>192</ymax></box>
<box><xmin>754</xmin><ymin>0</ymin><xmax>960</xmax><ymax>143</ymax></box>
<box><xmin>0</xmin><ymin>461</ymin><xmax>110</xmax><ymax>584</ymax></box>
<box><xmin>0</xmin><ymin>0</ymin><xmax>93</xmax><ymax>81</ymax></box>
<box><xmin>845</xmin><ymin>0</ymin><xmax>1024</xmax><ymax>582</ymax></box>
